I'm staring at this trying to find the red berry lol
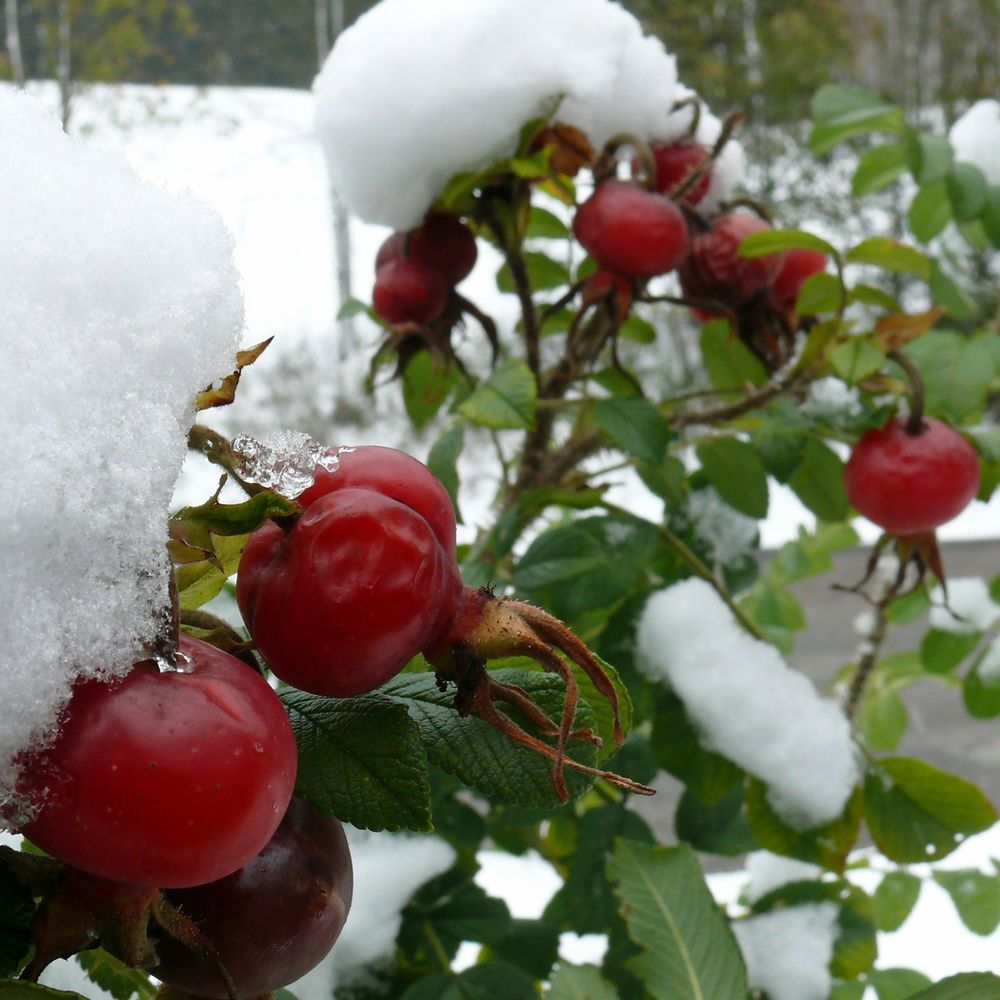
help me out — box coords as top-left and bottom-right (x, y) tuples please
(156, 798), (352, 999)
(679, 212), (784, 307)
(844, 416), (981, 535)
(572, 179), (689, 278)
(407, 213), (478, 286)
(237, 488), (462, 697)
(649, 139), (711, 203)
(372, 258), (448, 326)
(14, 636), (297, 888)
(298, 445), (457, 560)
(375, 231), (407, 271)
(772, 247), (828, 309)
(375, 215), (477, 288)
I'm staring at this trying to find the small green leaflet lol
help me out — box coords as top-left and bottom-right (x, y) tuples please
(595, 397), (671, 465)
(846, 237), (930, 279)
(739, 228), (837, 259)
(872, 871), (922, 932)
(547, 963), (618, 1000)
(699, 320), (767, 390)
(427, 423), (464, 524)
(809, 85), (904, 154)
(934, 870), (1000, 936)
(852, 143), (907, 198)
(696, 437), (769, 518)
(458, 359), (537, 430)
(947, 162), (989, 222)
(907, 972), (1000, 999)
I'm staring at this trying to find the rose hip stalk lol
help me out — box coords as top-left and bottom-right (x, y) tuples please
(237, 445), (652, 802)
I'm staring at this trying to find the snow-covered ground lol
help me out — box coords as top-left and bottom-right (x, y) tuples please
(7, 76), (1000, 998)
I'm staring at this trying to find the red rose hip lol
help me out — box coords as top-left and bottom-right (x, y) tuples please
(14, 635), (297, 888)
(372, 258), (448, 326)
(649, 138), (712, 203)
(237, 488), (462, 697)
(156, 797), (353, 999)
(573, 179), (689, 278)
(844, 416), (980, 535)
(679, 211), (784, 307)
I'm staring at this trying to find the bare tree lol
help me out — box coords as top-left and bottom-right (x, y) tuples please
(5, 0), (24, 85)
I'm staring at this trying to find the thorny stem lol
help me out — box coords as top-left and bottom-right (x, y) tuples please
(887, 348), (927, 434)
(844, 573), (896, 722)
(668, 366), (810, 428)
(600, 500), (766, 642)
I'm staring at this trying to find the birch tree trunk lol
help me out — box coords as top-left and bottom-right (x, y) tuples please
(57, 0), (71, 128)
(5, 0), (24, 85)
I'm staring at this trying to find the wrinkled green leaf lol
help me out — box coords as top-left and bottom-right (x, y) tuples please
(696, 437), (769, 519)
(608, 840), (749, 1000)
(282, 689), (432, 832)
(458, 359), (537, 430)
(595, 397), (672, 465)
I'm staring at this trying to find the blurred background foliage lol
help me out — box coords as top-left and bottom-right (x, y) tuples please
(3, 0), (999, 125)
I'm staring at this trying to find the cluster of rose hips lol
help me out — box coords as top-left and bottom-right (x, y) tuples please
(372, 212), (478, 326)
(8, 631), (352, 997)
(369, 126), (829, 373)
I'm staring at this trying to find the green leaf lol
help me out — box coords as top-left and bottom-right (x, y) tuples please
(497, 251), (570, 293)
(402, 350), (454, 430)
(905, 130), (955, 185)
(851, 283), (900, 311)
(458, 359), (537, 430)
(846, 238), (930, 279)
(930, 261), (977, 320)
(909, 181), (953, 243)
(868, 968), (934, 1000)
(699, 320), (768, 391)
(76, 950), (155, 1000)
(934, 869), (1000, 935)
(512, 524), (608, 590)
(403, 875), (511, 954)
(831, 337), (887, 385)
(786, 438), (849, 522)
(336, 296), (369, 320)
(525, 205), (570, 240)
(427, 423), (464, 524)
(797, 272), (843, 314)
(382, 669), (599, 806)
(282, 689), (433, 832)
(620, 314), (657, 344)
(739, 228), (837, 258)
(608, 840), (749, 1000)
(947, 162), (989, 222)
(858, 687), (908, 751)
(695, 437), (769, 518)
(0, 867), (34, 977)
(595, 398), (672, 465)
(873, 871), (922, 931)
(745, 780), (862, 872)
(485, 918), (560, 980)
(905, 332), (997, 423)
(853, 143), (907, 197)
(830, 983), (866, 1000)
(907, 972), (1000, 999)
(920, 628), (981, 674)
(175, 532), (246, 611)
(548, 964), (619, 1000)
(981, 185), (1000, 248)
(674, 785), (758, 856)
(963, 647), (1000, 718)
(400, 961), (537, 1000)
(809, 85), (903, 154)
(863, 757), (998, 863)
(546, 806), (655, 934)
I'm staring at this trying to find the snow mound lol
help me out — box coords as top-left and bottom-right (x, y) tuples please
(637, 578), (859, 829)
(733, 902), (839, 1000)
(0, 91), (243, 813)
(314, 0), (742, 228)
(930, 577), (1000, 634)
(950, 100), (1000, 186)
